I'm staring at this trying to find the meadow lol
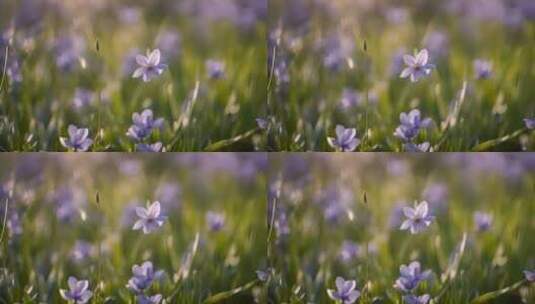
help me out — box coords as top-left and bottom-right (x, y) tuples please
(267, 153), (535, 303)
(0, 0), (267, 151)
(266, 0), (535, 151)
(0, 154), (268, 303)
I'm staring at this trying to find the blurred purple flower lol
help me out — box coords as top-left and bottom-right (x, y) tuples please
(327, 125), (360, 152)
(422, 183), (449, 215)
(474, 211), (493, 232)
(132, 49), (167, 82)
(524, 270), (535, 282)
(473, 59), (493, 79)
(400, 201), (434, 234)
(423, 31), (449, 60)
(126, 109), (164, 142)
(206, 211), (225, 231)
(394, 261), (432, 292)
(205, 59), (225, 79)
(156, 30), (181, 61)
(339, 241), (361, 263)
(136, 142), (163, 152)
(403, 294), (431, 304)
(60, 277), (93, 304)
(70, 241), (94, 263)
(400, 49), (434, 82)
(54, 35), (85, 72)
(327, 277), (361, 304)
(394, 109), (432, 142)
(256, 118), (269, 130)
(138, 294), (162, 304)
(126, 261), (164, 293)
(72, 88), (94, 110)
(403, 142), (430, 152)
(524, 118), (535, 129)
(132, 201), (167, 234)
(340, 89), (361, 109)
(60, 125), (93, 152)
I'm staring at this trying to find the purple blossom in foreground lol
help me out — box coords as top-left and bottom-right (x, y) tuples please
(206, 211), (225, 231)
(524, 118), (535, 129)
(132, 201), (167, 234)
(327, 125), (360, 152)
(137, 294), (162, 304)
(136, 142), (163, 152)
(327, 277), (361, 304)
(132, 49), (167, 82)
(473, 59), (493, 79)
(394, 109), (433, 142)
(400, 201), (435, 234)
(474, 211), (493, 232)
(394, 261), (432, 293)
(400, 49), (434, 82)
(524, 270), (535, 282)
(60, 125), (93, 152)
(403, 294), (431, 304)
(126, 109), (164, 141)
(60, 277), (93, 304)
(404, 142), (431, 152)
(206, 59), (225, 79)
(126, 261), (164, 294)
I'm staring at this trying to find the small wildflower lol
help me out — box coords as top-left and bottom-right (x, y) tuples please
(205, 59), (225, 79)
(403, 142), (430, 152)
(132, 201), (167, 234)
(327, 125), (360, 152)
(126, 109), (164, 141)
(132, 49), (167, 82)
(394, 261), (432, 292)
(126, 261), (164, 293)
(400, 201), (434, 234)
(136, 142), (163, 152)
(524, 270), (535, 282)
(400, 49), (434, 82)
(60, 125), (93, 152)
(474, 211), (493, 232)
(473, 59), (493, 79)
(137, 294), (162, 304)
(403, 294), (431, 304)
(59, 277), (93, 304)
(206, 211), (225, 231)
(524, 118), (535, 129)
(394, 109), (432, 142)
(339, 241), (361, 262)
(327, 277), (361, 304)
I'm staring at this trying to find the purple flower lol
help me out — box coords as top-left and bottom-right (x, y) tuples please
(524, 118), (535, 129)
(126, 109), (164, 141)
(136, 142), (163, 152)
(474, 211), (493, 232)
(403, 142), (430, 152)
(256, 118), (269, 130)
(206, 211), (225, 231)
(473, 59), (493, 79)
(327, 125), (360, 152)
(137, 294), (162, 304)
(132, 49), (167, 82)
(400, 49), (434, 82)
(126, 261), (164, 293)
(340, 89), (361, 109)
(132, 201), (167, 234)
(394, 261), (432, 293)
(524, 270), (535, 282)
(205, 59), (225, 79)
(60, 125), (93, 152)
(72, 88), (94, 110)
(394, 109), (433, 142)
(70, 241), (94, 263)
(60, 277), (93, 304)
(403, 294), (431, 304)
(400, 201), (434, 234)
(327, 277), (361, 304)
(339, 241), (361, 263)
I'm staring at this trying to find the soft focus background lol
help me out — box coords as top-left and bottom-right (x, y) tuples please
(0, 0), (267, 151)
(267, 0), (535, 151)
(0, 153), (268, 303)
(267, 153), (535, 303)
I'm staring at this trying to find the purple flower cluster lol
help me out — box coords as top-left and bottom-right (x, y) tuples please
(126, 109), (164, 142)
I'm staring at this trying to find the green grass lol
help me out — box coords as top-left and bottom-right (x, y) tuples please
(0, 154), (268, 303)
(266, 153), (535, 303)
(266, 0), (535, 151)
